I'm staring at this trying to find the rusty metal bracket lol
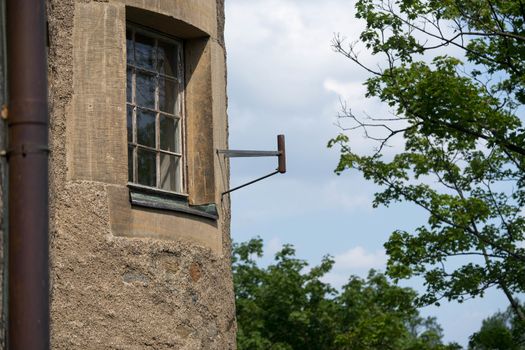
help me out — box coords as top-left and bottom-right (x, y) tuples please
(218, 134), (286, 196)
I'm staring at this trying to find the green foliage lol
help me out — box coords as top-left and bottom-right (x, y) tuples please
(330, 0), (525, 323)
(468, 305), (525, 349)
(233, 238), (461, 350)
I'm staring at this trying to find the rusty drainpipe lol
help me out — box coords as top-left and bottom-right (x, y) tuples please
(6, 0), (50, 348)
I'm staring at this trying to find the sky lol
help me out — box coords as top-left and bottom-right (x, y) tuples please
(224, 0), (510, 346)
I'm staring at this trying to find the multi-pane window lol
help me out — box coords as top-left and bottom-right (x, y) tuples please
(126, 25), (185, 194)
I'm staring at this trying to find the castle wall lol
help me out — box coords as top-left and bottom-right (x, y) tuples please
(47, 1), (235, 348)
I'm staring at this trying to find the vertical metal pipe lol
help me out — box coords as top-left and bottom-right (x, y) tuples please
(0, 0), (8, 347)
(6, 0), (49, 348)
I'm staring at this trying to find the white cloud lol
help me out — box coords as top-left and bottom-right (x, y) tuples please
(334, 246), (387, 270)
(320, 246), (387, 288)
(321, 271), (350, 288)
(267, 237), (283, 256)
(226, 0), (370, 123)
(323, 79), (366, 102)
(321, 179), (371, 212)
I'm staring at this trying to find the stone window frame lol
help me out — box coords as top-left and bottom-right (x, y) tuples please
(71, 3), (223, 250)
(126, 23), (187, 196)
(123, 8), (219, 220)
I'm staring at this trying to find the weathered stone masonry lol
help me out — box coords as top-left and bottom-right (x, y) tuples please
(45, 0), (236, 349)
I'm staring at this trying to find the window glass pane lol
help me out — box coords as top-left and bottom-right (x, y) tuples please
(135, 72), (156, 109)
(157, 40), (178, 77)
(137, 148), (156, 187)
(126, 68), (132, 103)
(128, 145), (134, 182)
(126, 26), (184, 193)
(160, 154), (181, 192)
(160, 115), (179, 152)
(134, 33), (155, 70)
(126, 29), (134, 64)
(127, 105), (133, 143)
(159, 78), (176, 114)
(137, 108), (156, 148)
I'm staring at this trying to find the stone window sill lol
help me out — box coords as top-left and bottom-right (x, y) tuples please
(127, 183), (218, 220)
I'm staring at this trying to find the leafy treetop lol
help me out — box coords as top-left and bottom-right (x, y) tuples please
(233, 238), (461, 350)
(329, 0), (525, 323)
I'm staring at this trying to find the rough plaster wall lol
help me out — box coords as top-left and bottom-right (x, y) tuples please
(51, 183), (236, 349)
(47, 0), (236, 348)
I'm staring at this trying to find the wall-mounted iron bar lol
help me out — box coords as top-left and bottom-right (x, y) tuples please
(222, 170), (279, 196)
(219, 134), (286, 196)
(217, 150), (280, 157)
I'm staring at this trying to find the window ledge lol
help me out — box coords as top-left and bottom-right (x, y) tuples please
(127, 183), (218, 220)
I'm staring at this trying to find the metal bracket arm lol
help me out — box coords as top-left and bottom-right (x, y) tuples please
(221, 170), (279, 196)
(217, 150), (280, 157)
(218, 134), (286, 196)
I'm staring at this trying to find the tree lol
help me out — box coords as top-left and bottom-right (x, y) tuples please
(468, 305), (525, 349)
(233, 238), (460, 350)
(328, 0), (525, 322)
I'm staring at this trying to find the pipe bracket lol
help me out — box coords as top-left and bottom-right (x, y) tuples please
(2, 143), (50, 158)
(1, 104), (8, 120)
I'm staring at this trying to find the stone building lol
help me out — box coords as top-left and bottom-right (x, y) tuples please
(0, 0), (236, 348)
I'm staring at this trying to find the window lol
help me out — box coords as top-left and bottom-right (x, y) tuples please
(126, 24), (185, 194)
